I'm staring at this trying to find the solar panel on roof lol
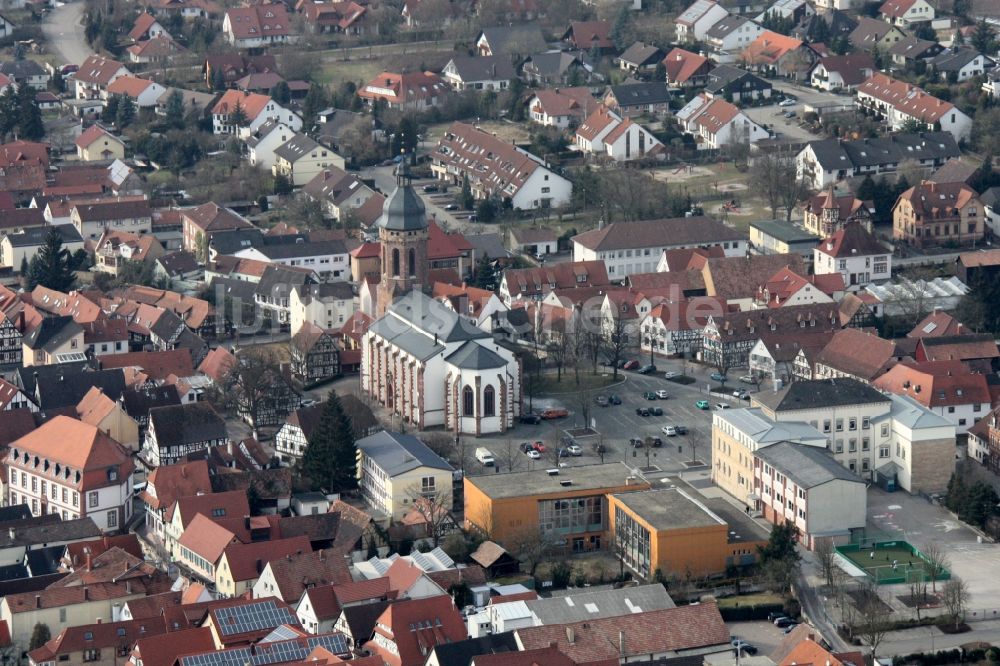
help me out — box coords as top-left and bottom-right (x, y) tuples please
(259, 624), (301, 643)
(179, 635), (349, 666)
(215, 599), (298, 637)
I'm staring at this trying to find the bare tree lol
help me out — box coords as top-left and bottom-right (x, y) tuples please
(603, 309), (629, 380)
(467, 504), (495, 541)
(575, 389), (595, 431)
(854, 580), (892, 659)
(507, 527), (549, 576)
(750, 149), (807, 222)
(404, 484), (454, 546)
(567, 313), (587, 386)
(815, 539), (837, 588)
(909, 576), (928, 620)
(548, 340), (569, 383)
(495, 439), (526, 473)
(941, 577), (970, 630)
(422, 432), (457, 463)
(922, 541), (950, 592)
(209, 346), (298, 436)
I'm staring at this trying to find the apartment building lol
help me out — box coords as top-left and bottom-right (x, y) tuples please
(856, 73), (972, 140)
(892, 180), (985, 248)
(355, 430), (454, 521)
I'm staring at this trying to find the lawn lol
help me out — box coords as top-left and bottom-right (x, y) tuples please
(314, 50), (456, 89)
(717, 592), (784, 608)
(533, 372), (621, 395)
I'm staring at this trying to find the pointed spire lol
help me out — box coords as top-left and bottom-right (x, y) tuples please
(822, 184), (837, 209)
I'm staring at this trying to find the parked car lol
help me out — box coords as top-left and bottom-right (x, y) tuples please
(732, 641), (758, 656)
(643, 391), (657, 401)
(557, 448), (570, 457)
(636, 407), (651, 417)
(783, 624), (799, 634)
(300, 398), (317, 407)
(710, 372), (727, 382)
(638, 364), (657, 374)
(655, 390), (670, 399)
(540, 408), (568, 419)
(520, 442), (534, 452)
(467, 214), (478, 221)
(733, 389), (749, 400)
(519, 413), (541, 424)
(651, 407), (663, 416)
(774, 617), (797, 628)
(567, 444), (583, 456)
(61, 64), (79, 75)
(650, 437), (664, 448)
(663, 371), (680, 379)
(609, 395), (622, 405)
(739, 375), (755, 384)
(623, 360), (640, 370)
(662, 425), (677, 436)
(629, 438), (645, 448)
(696, 400), (710, 410)
(422, 184), (439, 192)
(533, 441), (546, 452)
(716, 403), (730, 410)
(779, 97), (796, 107)
(525, 448), (541, 459)
(674, 425), (688, 435)
(767, 612), (786, 622)
(444, 203), (459, 211)
(784, 110), (797, 118)
(595, 395), (609, 406)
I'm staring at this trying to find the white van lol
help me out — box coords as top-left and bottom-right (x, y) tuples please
(475, 447), (495, 467)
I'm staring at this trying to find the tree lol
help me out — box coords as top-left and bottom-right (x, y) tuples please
(602, 308), (629, 380)
(271, 80), (291, 105)
(103, 94), (120, 124)
(506, 77), (525, 121)
(212, 347), (298, 436)
(751, 149), (807, 221)
(610, 5), (632, 50)
(921, 540), (949, 592)
(229, 99), (248, 130)
(757, 522), (800, 593)
(17, 84), (44, 141)
(475, 197), (498, 223)
(164, 89), (185, 129)
(460, 174), (474, 210)
(116, 94), (135, 128)
(973, 20), (996, 54)
(405, 484), (453, 546)
(211, 67), (227, 91)
(815, 539), (836, 588)
(300, 390), (358, 492)
(854, 580), (892, 659)
(30, 623), (51, 650)
(941, 577), (970, 630)
(302, 84), (328, 129)
(507, 527), (548, 576)
(27, 228), (75, 291)
(495, 439), (526, 473)
(50, 68), (65, 94)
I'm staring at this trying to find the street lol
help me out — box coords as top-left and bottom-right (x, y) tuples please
(41, 1), (92, 67)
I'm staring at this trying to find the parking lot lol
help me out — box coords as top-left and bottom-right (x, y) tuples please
(728, 620), (790, 657)
(742, 82), (853, 143)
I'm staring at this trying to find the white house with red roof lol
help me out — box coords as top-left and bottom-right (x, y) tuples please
(575, 105), (662, 161)
(856, 72), (971, 140)
(879, 0), (934, 27)
(75, 125), (125, 162)
(662, 48), (714, 86)
(874, 360), (989, 433)
(675, 93), (768, 148)
(74, 55), (131, 100)
(128, 13), (171, 42)
(211, 89), (302, 136)
(751, 266), (843, 309)
(526, 87), (597, 128)
(814, 221), (891, 290)
(223, 4), (296, 48)
(104, 76), (168, 108)
(357, 71), (449, 110)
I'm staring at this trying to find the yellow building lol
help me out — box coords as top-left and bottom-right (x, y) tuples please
(608, 487), (769, 580)
(22, 316), (85, 366)
(76, 385), (140, 450)
(272, 134), (345, 187)
(75, 125), (125, 162)
(464, 463), (649, 554)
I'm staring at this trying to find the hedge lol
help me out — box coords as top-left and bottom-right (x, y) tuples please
(719, 603), (785, 622)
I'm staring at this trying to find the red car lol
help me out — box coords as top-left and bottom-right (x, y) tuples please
(533, 441), (546, 452)
(540, 408), (568, 419)
(623, 360), (640, 370)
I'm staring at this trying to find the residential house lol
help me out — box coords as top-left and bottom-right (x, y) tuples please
(162, 490), (249, 559)
(441, 56), (515, 91)
(574, 106), (662, 161)
(70, 198), (153, 240)
(810, 54), (875, 91)
(803, 187), (873, 237)
(931, 48), (994, 82)
(747, 329), (836, 382)
(252, 550), (352, 603)
(796, 132), (961, 190)
(181, 202), (255, 255)
(75, 125), (125, 162)
(617, 42), (666, 74)
(22, 316), (85, 366)
(703, 64), (773, 101)
(93, 229), (164, 276)
(274, 403), (321, 464)
(474, 25), (547, 58)
(675, 93), (769, 149)
(662, 48), (713, 87)
(6, 416), (134, 530)
(363, 596), (466, 666)
(879, 0), (935, 27)
(74, 55), (130, 100)
(357, 71), (449, 110)
(893, 180), (984, 248)
(290, 322), (340, 384)
(526, 87), (597, 128)
(753, 441), (866, 548)
(562, 20), (614, 52)
(914, 334), (999, 372)
(127, 35), (186, 64)
(211, 90), (303, 136)
(573, 216), (747, 279)
(508, 228), (558, 257)
(246, 120), (297, 171)
(355, 430), (454, 521)
(0, 140), (48, 202)
(223, 5), (295, 47)
(290, 281), (356, 335)
(603, 83), (670, 119)
(639, 296), (726, 357)
(129, 12), (170, 41)
(856, 73), (972, 140)
(751, 266), (843, 309)
(104, 76), (167, 108)
(272, 134), (345, 187)
(143, 402), (228, 467)
(849, 17), (906, 52)
(888, 36), (943, 67)
(214, 536), (312, 598)
(968, 406), (1000, 472)
(814, 221), (890, 290)
(432, 122), (573, 210)
(0, 59), (49, 90)
(1, 224), (84, 272)
(521, 52), (592, 86)
(498, 260), (609, 305)
(676, 0), (730, 42)
(703, 15), (765, 64)
(741, 30), (817, 80)
(749, 218), (821, 257)
(813, 327), (899, 383)
(300, 0), (367, 34)
(874, 360), (991, 433)
(234, 234), (350, 280)
(908, 309), (967, 338)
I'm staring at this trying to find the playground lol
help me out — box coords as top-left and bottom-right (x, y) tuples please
(836, 540), (950, 585)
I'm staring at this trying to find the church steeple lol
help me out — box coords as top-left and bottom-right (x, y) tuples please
(376, 156), (429, 317)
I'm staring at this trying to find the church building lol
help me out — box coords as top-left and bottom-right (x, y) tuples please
(361, 161), (522, 435)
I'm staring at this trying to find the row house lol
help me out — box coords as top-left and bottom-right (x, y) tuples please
(6, 416), (134, 531)
(498, 260), (609, 305)
(812, 327), (900, 383)
(639, 297), (727, 358)
(856, 73), (972, 140)
(747, 329), (835, 383)
(676, 0), (730, 42)
(71, 198), (153, 240)
(143, 402), (228, 467)
(74, 54), (130, 100)
(223, 4), (296, 47)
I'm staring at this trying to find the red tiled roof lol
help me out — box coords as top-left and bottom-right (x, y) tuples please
(178, 512), (238, 563)
(7, 416), (133, 482)
(530, 86), (597, 119)
(858, 72), (957, 123)
(106, 75), (157, 98)
(816, 328), (899, 380)
(99, 349), (194, 380)
(168, 489), (250, 527)
(199, 346), (237, 381)
(141, 460), (212, 511)
(565, 20), (613, 49)
(225, 4), (291, 40)
(221, 536), (311, 583)
(266, 549), (353, 603)
(76, 55), (127, 85)
(896, 180), (979, 219)
(129, 13), (159, 40)
(502, 260), (609, 300)
(874, 360), (991, 408)
(742, 31), (806, 65)
(211, 89), (274, 121)
(663, 47), (711, 84)
(30, 618), (167, 663)
(365, 595), (466, 666)
(132, 627), (216, 666)
(75, 124), (121, 150)
(908, 310), (966, 338)
(880, 0), (918, 18)
(358, 71), (448, 105)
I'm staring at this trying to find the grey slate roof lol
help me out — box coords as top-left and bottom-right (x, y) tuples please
(157, 250), (201, 276)
(149, 402), (226, 447)
(704, 64), (771, 94)
(255, 265), (315, 301)
(273, 134), (334, 163)
(377, 167), (427, 232)
(23, 315), (83, 352)
(981, 186), (1000, 208)
(802, 132), (960, 171)
(464, 232), (508, 260)
(5, 224), (82, 247)
(478, 25), (548, 56)
(210, 276), (259, 303)
(445, 55), (516, 82)
(371, 291), (490, 361)
(0, 59), (46, 80)
(149, 308), (184, 341)
(255, 238), (348, 261)
(445, 340), (507, 370)
(526, 584), (675, 625)
(522, 52), (584, 80)
(356, 430), (454, 476)
(931, 47), (990, 72)
(755, 377), (891, 412)
(208, 228), (265, 255)
(888, 392), (952, 429)
(294, 281), (355, 303)
(755, 441), (863, 488)
(21, 366), (127, 410)
(427, 632), (519, 666)
(0, 517), (101, 549)
(608, 82), (670, 107)
(618, 42), (664, 66)
(121, 385), (182, 422)
(705, 15), (753, 39)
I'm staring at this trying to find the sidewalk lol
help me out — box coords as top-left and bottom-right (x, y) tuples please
(880, 619), (1000, 657)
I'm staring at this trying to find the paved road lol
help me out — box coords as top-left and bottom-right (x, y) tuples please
(41, 2), (92, 67)
(319, 39), (454, 63)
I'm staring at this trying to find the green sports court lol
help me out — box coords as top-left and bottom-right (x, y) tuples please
(835, 540), (951, 585)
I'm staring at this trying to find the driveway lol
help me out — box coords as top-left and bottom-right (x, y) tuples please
(742, 82), (851, 144)
(41, 2), (92, 67)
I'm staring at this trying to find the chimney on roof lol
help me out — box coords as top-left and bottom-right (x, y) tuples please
(566, 626), (575, 644)
(34, 595), (41, 609)
(85, 551), (92, 572)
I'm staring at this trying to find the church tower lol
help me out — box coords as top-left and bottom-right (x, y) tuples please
(820, 184), (839, 237)
(376, 159), (429, 317)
